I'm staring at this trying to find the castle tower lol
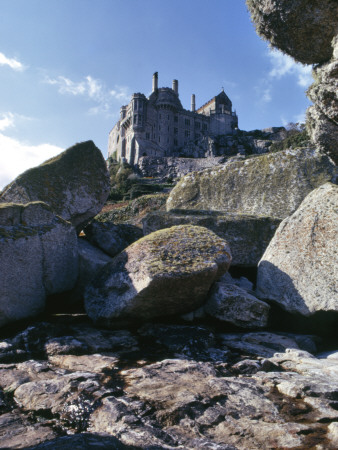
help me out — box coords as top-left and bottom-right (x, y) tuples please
(152, 72), (158, 92)
(191, 94), (196, 112)
(172, 79), (178, 96)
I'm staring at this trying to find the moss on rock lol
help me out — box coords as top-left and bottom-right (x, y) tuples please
(84, 225), (232, 325)
(167, 148), (337, 219)
(0, 141), (110, 230)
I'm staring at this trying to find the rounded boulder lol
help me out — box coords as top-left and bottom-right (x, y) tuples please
(85, 225), (232, 326)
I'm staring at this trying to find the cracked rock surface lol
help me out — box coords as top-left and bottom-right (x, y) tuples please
(0, 317), (337, 449)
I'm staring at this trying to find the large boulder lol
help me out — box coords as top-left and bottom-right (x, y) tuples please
(143, 210), (281, 266)
(85, 225), (231, 326)
(246, 0), (338, 64)
(167, 149), (337, 219)
(0, 202), (78, 327)
(256, 183), (338, 316)
(0, 141), (110, 231)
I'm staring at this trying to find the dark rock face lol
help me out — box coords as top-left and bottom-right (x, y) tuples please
(84, 220), (143, 257)
(84, 225), (232, 326)
(0, 141), (110, 231)
(0, 202), (78, 327)
(246, 0), (338, 65)
(143, 210), (281, 266)
(205, 281), (270, 328)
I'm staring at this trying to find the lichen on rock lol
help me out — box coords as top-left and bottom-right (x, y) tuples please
(167, 148), (337, 219)
(256, 182), (338, 316)
(84, 225), (232, 325)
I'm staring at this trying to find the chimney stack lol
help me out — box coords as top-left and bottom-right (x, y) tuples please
(152, 72), (158, 92)
(191, 94), (196, 112)
(172, 79), (178, 96)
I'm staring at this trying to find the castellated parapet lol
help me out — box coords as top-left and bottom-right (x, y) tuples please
(108, 73), (238, 165)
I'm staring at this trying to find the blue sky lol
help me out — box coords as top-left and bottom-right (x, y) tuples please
(0, 0), (313, 188)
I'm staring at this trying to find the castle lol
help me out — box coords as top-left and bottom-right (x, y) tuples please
(108, 73), (238, 165)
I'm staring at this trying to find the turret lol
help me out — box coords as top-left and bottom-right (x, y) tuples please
(172, 79), (178, 96)
(152, 72), (158, 92)
(191, 94), (196, 112)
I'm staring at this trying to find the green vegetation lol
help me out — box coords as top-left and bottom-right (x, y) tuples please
(96, 193), (168, 225)
(270, 123), (310, 152)
(107, 157), (173, 201)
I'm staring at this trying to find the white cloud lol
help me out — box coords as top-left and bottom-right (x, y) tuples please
(268, 50), (313, 87)
(256, 50), (313, 105)
(0, 133), (63, 189)
(45, 74), (131, 115)
(0, 113), (15, 132)
(293, 109), (307, 124)
(0, 52), (25, 71)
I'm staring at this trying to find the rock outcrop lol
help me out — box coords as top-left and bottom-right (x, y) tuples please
(246, 0), (338, 163)
(143, 210), (281, 266)
(167, 148), (336, 219)
(256, 183), (338, 316)
(246, 0), (338, 65)
(307, 38), (338, 163)
(0, 141), (110, 231)
(85, 225), (232, 326)
(0, 202), (78, 327)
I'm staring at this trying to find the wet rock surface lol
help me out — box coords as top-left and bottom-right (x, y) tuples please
(0, 316), (337, 449)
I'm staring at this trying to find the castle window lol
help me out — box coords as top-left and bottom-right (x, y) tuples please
(174, 139), (178, 146)
(195, 121), (201, 129)
(159, 136), (161, 142)
(168, 126), (169, 132)
(185, 130), (190, 137)
(174, 116), (178, 123)
(134, 115), (137, 124)
(185, 118), (190, 126)
(174, 128), (178, 134)
(167, 115), (169, 120)
(159, 125), (161, 131)
(159, 114), (162, 119)
(146, 132), (150, 139)
(167, 138), (169, 143)
(202, 123), (208, 130)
